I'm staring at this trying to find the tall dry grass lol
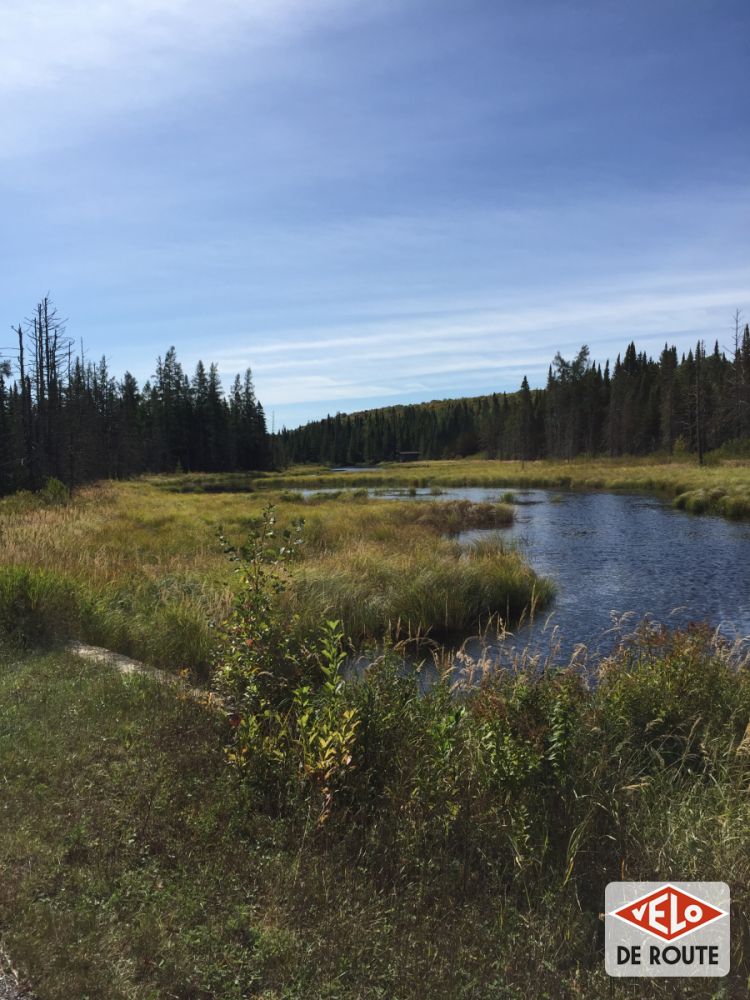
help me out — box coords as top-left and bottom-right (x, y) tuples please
(0, 480), (537, 672)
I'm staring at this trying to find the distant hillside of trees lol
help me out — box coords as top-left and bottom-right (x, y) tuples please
(4, 298), (748, 495)
(277, 317), (750, 466)
(0, 298), (270, 495)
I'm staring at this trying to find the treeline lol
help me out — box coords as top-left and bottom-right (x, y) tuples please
(0, 298), (270, 495)
(277, 321), (750, 465)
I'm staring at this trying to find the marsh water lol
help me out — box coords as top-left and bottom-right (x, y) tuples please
(312, 486), (750, 666)
(462, 488), (750, 665)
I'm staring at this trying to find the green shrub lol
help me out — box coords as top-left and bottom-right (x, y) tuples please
(39, 477), (70, 506)
(0, 477), (69, 514)
(0, 566), (80, 645)
(596, 625), (750, 765)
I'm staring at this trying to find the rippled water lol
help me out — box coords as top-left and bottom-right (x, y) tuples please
(465, 487), (750, 662)
(309, 485), (750, 665)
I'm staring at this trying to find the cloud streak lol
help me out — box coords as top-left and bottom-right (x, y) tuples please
(198, 269), (748, 417)
(0, 0), (345, 159)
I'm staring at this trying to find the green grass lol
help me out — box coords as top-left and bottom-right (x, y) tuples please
(0, 482), (535, 674)
(2, 628), (750, 998)
(291, 534), (548, 640)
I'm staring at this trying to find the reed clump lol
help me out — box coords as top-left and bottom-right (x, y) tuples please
(399, 498), (513, 532)
(0, 480), (532, 672)
(290, 534), (547, 640)
(673, 485), (750, 519)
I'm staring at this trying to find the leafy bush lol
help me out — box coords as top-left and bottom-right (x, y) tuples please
(214, 507), (364, 822)
(0, 477), (69, 514)
(213, 504), (307, 708)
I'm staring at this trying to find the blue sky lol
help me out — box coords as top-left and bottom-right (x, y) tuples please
(1, 0), (748, 428)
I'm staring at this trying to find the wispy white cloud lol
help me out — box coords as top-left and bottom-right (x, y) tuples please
(194, 269), (748, 414)
(211, 274), (749, 361)
(255, 373), (397, 405)
(0, 0), (344, 159)
(0, 0), (339, 92)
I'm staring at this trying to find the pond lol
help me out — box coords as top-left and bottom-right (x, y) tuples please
(309, 485), (750, 666)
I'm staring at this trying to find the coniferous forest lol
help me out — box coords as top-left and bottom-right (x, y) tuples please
(278, 318), (750, 466)
(3, 299), (749, 497)
(0, 298), (270, 495)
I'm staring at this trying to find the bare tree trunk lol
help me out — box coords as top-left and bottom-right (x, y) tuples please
(16, 324), (36, 488)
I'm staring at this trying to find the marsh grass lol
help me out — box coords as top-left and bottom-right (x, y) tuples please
(258, 455), (750, 518)
(280, 500), (537, 641)
(3, 455), (748, 677)
(0, 481), (532, 673)
(290, 534), (548, 641)
(674, 485), (750, 519)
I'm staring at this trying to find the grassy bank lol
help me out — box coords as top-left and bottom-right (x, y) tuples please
(0, 482), (537, 673)
(4, 455), (749, 674)
(292, 534), (544, 640)
(2, 628), (749, 998)
(253, 456), (750, 519)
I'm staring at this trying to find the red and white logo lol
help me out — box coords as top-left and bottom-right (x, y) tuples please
(610, 884), (727, 942)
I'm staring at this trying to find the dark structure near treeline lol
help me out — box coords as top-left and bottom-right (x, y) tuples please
(276, 324), (750, 467)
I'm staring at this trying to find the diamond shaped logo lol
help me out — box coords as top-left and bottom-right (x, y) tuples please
(611, 884), (727, 942)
